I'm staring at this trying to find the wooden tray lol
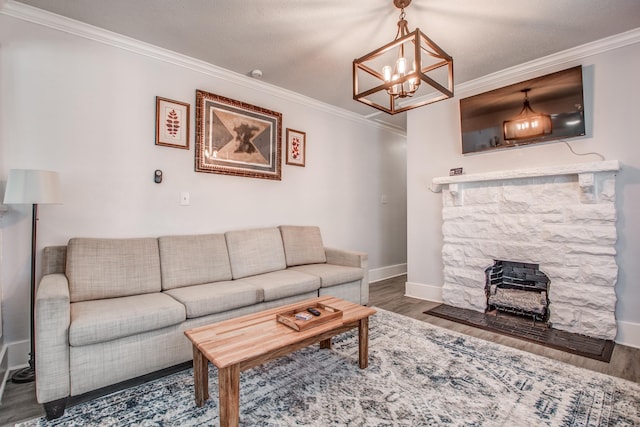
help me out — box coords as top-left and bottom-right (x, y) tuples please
(276, 302), (343, 331)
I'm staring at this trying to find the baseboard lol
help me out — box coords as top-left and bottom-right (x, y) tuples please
(369, 263), (407, 283)
(615, 320), (640, 349)
(405, 281), (443, 303)
(7, 339), (29, 371)
(0, 343), (9, 404)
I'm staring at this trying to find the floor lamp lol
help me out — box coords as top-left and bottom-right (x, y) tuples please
(3, 169), (62, 383)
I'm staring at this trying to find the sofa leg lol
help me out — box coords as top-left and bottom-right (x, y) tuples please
(44, 398), (67, 420)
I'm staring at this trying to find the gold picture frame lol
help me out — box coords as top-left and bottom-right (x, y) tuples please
(156, 97), (190, 149)
(195, 90), (282, 180)
(285, 128), (306, 167)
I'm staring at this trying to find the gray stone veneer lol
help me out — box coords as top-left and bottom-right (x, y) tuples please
(432, 161), (620, 340)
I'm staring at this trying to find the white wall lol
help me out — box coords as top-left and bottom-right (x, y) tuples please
(407, 31), (640, 347)
(0, 12), (407, 358)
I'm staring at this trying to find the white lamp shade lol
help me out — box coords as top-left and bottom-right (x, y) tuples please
(3, 169), (62, 204)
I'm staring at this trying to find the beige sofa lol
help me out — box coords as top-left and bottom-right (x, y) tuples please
(35, 225), (368, 419)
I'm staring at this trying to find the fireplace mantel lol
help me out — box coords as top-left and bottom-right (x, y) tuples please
(431, 160), (620, 193)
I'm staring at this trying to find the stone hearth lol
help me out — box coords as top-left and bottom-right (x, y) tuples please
(432, 161), (620, 340)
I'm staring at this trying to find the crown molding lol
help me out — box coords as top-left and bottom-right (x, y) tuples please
(455, 27), (640, 97)
(353, 27), (640, 120)
(0, 1), (406, 137)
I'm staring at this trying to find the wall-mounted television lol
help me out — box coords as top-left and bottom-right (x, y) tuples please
(460, 66), (586, 154)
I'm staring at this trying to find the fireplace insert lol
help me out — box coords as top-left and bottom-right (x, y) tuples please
(485, 260), (550, 322)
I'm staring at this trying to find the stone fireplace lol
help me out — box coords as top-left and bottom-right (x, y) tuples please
(432, 161), (620, 340)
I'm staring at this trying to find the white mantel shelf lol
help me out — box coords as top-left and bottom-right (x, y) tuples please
(431, 160), (620, 193)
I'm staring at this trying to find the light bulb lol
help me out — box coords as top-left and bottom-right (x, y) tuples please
(397, 57), (407, 74)
(382, 65), (392, 82)
(408, 77), (416, 92)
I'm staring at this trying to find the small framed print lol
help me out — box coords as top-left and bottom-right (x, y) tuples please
(286, 128), (306, 167)
(156, 97), (190, 149)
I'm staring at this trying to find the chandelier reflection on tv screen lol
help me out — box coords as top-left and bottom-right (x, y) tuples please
(503, 89), (552, 140)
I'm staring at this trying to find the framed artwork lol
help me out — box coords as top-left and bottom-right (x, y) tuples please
(195, 90), (282, 180)
(156, 97), (190, 149)
(285, 128), (306, 167)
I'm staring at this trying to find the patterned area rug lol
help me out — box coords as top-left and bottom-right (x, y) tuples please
(19, 309), (640, 426)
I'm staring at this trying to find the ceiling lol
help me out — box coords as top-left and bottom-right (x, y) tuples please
(14, 0), (640, 130)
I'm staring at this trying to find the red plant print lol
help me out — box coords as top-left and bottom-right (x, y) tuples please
(291, 137), (300, 160)
(166, 109), (180, 137)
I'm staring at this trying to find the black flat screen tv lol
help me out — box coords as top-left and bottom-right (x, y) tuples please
(460, 66), (586, 154)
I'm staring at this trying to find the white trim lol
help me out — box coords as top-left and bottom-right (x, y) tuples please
(405, 281), (443, 303)
(0, 344), (8, 404)
(369, 263), (407, 283)
(431, 160), (620, 191)
(7, 339), (29, 370)
(414, 28), (640, 102)
(457, 27), (640, 97)
(1, 340), (29, 404)
(615, 320), (640, 349)
(0, 0), (405, 137)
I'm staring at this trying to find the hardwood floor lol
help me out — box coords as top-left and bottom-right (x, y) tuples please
(0, 377), (41, 426)
(1, 275), (638, 426)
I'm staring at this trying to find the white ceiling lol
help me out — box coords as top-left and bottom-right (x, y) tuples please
(13, 0), (640, 130)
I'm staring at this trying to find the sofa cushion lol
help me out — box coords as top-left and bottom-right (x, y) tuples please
(225, 227), (287, 279)
(289, 264), (364, 288)
(159, 234), (232, 290)
(66, 238), (161, 302)
(235, 269), (321, 302)
(69, 293), (185, 346)
(164, 281), (263, 318)
(279, 225), (327, 266)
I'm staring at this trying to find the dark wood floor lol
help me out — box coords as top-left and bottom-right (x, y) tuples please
(1, 275), (638, 426)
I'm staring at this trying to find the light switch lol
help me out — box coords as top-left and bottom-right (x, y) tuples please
(180, 192), (190, 206)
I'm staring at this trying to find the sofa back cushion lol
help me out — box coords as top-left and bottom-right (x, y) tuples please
(279, 225), (327, 266)
(42, 245), (67, 275)
(225, 227), (286, 279)
(158, 234), (232, 290)
(66, 238), (161, 302)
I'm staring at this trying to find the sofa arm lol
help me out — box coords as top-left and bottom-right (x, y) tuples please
(325, 247), (369, 305)
(35, 273), (71, 404)
(325, 247), (367, 268)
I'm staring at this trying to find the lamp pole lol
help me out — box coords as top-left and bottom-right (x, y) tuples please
(11, 203), (39, 383)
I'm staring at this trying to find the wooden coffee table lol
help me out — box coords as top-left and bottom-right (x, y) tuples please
(184, 296), (376, 427)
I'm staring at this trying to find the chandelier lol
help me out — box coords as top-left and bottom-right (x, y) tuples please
(503, 89), (552, 140)
(353, 0), (453, 115)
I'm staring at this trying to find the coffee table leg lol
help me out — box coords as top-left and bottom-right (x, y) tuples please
(219, 364), (240, 427)
(358, 317), (369, 369)
(193, 345), (209, 407)
(320, 338), (332, 349)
